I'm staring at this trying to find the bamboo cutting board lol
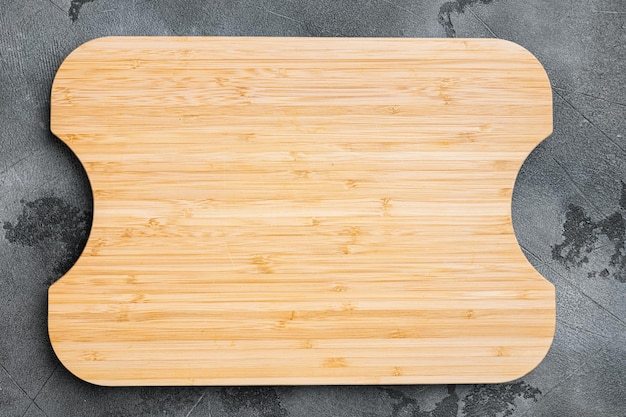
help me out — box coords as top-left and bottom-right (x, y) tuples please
(49, 37), (555, 386)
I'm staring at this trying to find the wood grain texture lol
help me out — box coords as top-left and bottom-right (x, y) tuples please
(49, 37), (555, 386)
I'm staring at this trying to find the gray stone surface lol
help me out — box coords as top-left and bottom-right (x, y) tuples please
(34, 368), (204, 417)
(1, 0), (624, 416)
(0, 364), (32, 416)
(21, 403), (48, 417)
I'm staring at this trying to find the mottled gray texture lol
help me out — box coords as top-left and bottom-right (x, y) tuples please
(33, 369), (204, 417)
(1, 0), (624, 416)
(524, 330), (626, 417)
(0, 364), (33, 416)
(20, 403), (48, 417)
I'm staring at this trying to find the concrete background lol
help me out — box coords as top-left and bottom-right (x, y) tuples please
(1, 0), (624, 416)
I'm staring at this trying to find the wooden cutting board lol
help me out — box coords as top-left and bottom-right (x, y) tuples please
(49, 37), (555, 386)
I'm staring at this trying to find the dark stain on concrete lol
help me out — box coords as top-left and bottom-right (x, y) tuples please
(437, 0), (493, 37)
(380, 385), (459, 417)
(552, 181), (626, 283)
(3, 196), (92, 283)
(69, 0), (97, 22)
(380, 381), (540, 417)
(461, 382), (541, 417)
(219, 387), (288, 417)
(552, 204), (599, 267)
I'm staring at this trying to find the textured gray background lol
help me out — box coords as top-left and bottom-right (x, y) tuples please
(1, 1), (625, 416)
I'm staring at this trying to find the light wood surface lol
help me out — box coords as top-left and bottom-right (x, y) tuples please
(49, 37), (555, 386)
